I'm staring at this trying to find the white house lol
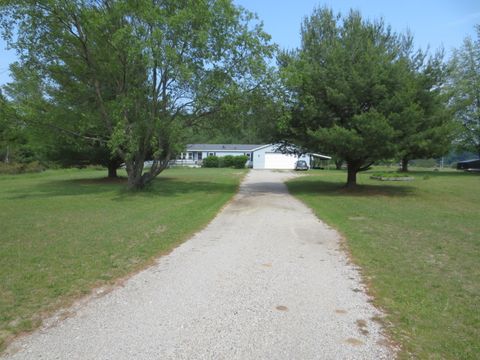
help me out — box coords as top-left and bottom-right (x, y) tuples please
(174, 144), (331, 170)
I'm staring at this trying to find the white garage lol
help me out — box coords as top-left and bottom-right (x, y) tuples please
(264, 153), (299, 169)
(251, 144), (317, 170)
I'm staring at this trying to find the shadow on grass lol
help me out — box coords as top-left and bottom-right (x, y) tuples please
(364, 169), (478, 179)
(288, 178), (416, 197)
(6, 176), (238, 200)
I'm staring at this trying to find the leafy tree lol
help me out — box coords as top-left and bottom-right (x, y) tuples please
(389, 44), (453, 172)
(280, 8), (404, 187)
(449, 25), (480, 158)
(0, 91), (16, 163)
(0, 91), (32, 163)
(183, 73), (285, 145)
(1, 0), (274, 189)
(4, 64), (123, 174)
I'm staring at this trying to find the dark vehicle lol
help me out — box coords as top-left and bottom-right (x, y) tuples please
(457, 159), (480, 172)
(295, 160), (309, 171)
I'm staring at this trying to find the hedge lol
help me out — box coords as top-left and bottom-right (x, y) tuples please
(202, 155), (248, 169)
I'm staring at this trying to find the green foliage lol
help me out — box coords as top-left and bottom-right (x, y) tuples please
(0, 0), (274, 189)
(189, 80), (285, 144)
(202, 155), (219, 168)
(280, 7), (452, 184)
(287, 169), (480, 358)
(0, 161), (46, 174)
(410, 158), (438, 168)
(231, 155), (248, 168)
(389, 45), (453, 171)
(202, 155), (247, 168)
(0, 91), (32, 163)
(280, 8), (404, 185)
(449, 25), (480, 158)
(219, 155), (235, 168)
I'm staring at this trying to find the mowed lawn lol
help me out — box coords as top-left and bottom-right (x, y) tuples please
(0, 167), (245, 350)
(287, 169), (479, 359)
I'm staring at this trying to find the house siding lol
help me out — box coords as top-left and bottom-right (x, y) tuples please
(179, 143), (329, 169)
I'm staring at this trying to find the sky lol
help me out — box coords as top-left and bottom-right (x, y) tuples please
(0, 1), (479, 86)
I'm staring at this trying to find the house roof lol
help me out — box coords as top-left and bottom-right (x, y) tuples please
(187, 144), (265, 152)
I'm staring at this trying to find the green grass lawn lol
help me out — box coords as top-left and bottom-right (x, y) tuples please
(0, 167), (245, 351)
(287, 168), (480, 359)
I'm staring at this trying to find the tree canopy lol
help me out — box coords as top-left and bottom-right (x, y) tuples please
(450, 25), (480, 158)
(1, 0), (275, 188)
(279, 7), (452, 184)
(389, 45), (452, 172)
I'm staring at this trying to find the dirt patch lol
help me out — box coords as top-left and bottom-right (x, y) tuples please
(356, 319), (369, 336)
(348, 216), (366, 221)
(345, 338), (364, 346)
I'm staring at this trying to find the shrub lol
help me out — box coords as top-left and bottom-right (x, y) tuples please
(202, 155), (248, 168)
(232, 155), (248, 169)
(221, 155), (235, 168)
(202, 156), (219, 168)
(0, 161), (46, 175)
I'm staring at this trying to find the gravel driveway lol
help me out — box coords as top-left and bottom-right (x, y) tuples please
(3, 170), (394, 359)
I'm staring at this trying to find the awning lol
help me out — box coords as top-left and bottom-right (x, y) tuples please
(310, 153), (332, 160)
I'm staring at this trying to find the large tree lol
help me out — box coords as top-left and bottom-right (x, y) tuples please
(190, 76), (285, 144)
(390, 44), (453, 172)
(5, 63), (125, 175)
(449, 25), (480, 158)
(0, 90), (34, 163)
(280, 8), (453, 183)
(1, 0), (274, 188)
(280, 8), (405, 186)
(0, 91), (18, 163)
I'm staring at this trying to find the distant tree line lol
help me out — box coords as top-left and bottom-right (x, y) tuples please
(0, 2), (478, 188)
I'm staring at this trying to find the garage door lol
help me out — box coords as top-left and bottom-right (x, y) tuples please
(264, 153), (298, 169)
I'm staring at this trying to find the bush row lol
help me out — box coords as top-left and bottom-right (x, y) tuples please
(202, 155), (248, 169)
(0, 161), (46, 175)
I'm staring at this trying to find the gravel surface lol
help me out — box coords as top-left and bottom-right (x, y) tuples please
(3, 170), (395, 359)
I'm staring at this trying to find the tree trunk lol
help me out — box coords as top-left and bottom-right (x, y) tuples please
(105, 156), (123, 178)
(126, 160), (146, 190)
(335, 159), (343, 170)
(5, 145), (10, 164)
(126, 154), (172, 190)
(346, 161), (360, 188)
(107, 163), (118, 178)
(401, 158), (409, 172)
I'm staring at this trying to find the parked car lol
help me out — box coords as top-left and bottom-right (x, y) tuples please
(456, 159), (480, 172)
(295, 160), (309, 171)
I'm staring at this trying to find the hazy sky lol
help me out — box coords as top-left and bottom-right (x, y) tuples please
(1, 1), (479, 86)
